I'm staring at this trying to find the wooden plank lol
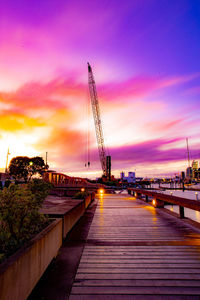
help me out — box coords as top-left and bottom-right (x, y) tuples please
(77, 268), (200, 274)
(70, 295), (200, 300)
(71, 286), (200, 295)
(83, 246), (200, 249)
(81, 258), (200, 262)
(81, 254), (200, 258)
(76, 273), (200, 280)
(73, 279), (200, 287)
(79, 263), (200, 268)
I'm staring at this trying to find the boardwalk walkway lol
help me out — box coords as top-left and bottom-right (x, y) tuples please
(70, 193), (200, 299)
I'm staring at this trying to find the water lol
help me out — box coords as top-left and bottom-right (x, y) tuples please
(165, 204), (200, 223)
(150, 184), (200, 223)
(160, 189), (199, 200)
(152, 183), (200, 190)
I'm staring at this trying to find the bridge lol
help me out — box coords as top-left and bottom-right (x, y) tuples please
(28, 189), (200, 299)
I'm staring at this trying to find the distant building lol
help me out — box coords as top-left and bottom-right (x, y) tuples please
(120, 171), (135, 183)
(181, 171), (185, 181)
(192, 160), (199, 179)
(192, 160), (199, 170)
(186, 167), (193, 180)
(127, 172), (135, 183)
(120, 172), (125, 180)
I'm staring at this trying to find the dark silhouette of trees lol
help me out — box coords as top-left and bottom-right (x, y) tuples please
(9, 156), (47, 182)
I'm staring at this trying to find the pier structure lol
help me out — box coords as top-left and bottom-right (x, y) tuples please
(29, 191), (200, 299)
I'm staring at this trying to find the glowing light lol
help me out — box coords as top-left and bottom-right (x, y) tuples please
(152, 199), (156, 206)
(0, 132), (40, 169)
(81, 188), (85, 192)
(98, 189), (104, 194)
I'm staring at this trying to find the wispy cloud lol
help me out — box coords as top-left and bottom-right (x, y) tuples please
(99, 73), (200, 102)
(107, 138), (200, 166)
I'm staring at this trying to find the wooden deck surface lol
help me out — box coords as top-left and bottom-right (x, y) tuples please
(69, 193), (200, 299)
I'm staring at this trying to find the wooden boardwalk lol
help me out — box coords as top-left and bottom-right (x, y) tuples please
(70, 193), (200, 299)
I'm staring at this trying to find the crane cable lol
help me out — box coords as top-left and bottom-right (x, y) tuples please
(85, 87), (90, 169)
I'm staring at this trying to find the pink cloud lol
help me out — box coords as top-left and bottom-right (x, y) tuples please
(36, 127), (85, 157)
(107, 138), (199, 168)
(0, 71), (198, 118)
(145, 119), (184, 135)
(0, 76), (86, 115)
(98, 73), (200, 102)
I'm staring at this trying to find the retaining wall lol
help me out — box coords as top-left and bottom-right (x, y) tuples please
(0, 219), (62, 300)
(0, 193), (95, 299)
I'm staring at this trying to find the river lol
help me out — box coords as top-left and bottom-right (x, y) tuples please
(150, 184), (200, 223)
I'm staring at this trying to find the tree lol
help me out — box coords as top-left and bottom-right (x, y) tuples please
(28, 157), (47, 179)
(9, 156), (47, 182)
(9, 156), (30, 182)
(0, 180), (51, 256)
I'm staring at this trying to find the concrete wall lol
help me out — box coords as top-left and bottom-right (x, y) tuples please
(0, 219), (62, 300)
(0, 192), (96, 299)
(62, 201), (85, 238)
(84, 193), (94, 209)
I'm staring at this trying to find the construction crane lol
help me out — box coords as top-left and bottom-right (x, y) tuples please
(88, 62), (111, 180)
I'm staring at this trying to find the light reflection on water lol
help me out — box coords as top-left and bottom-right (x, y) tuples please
(165, 204), (200, 223)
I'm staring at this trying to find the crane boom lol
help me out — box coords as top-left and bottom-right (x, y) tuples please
(88, 62), (107, 177)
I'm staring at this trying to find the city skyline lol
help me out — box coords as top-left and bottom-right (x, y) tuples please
(0, 0), (200, 178)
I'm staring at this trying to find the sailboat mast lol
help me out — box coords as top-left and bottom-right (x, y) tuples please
(186, 138), (190, 167)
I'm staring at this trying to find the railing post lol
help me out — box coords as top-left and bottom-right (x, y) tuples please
(145, 195), (148, 202)
(179, 206), (185, 218)
(128, 189), (131, 195)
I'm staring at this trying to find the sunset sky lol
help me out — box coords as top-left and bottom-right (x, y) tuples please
(0, 0), (200, 178)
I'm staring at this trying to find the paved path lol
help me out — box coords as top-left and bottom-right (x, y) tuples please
(70, 193), (200, 299)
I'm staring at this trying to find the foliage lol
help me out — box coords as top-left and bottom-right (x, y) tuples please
(9, 156), (47, 182)
(28, 179), (52, 206)
(9, 156), (29, 182)
(73, 191), (89, 199)
(4, 180), (11, 188)
(28, 157), (47, 179)
(0, 180), (51, 257)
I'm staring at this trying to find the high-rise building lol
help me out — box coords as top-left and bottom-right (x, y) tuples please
(192, 160), (198, 170)
(192, 160), (199, 179)
(186, 167), (193, 179)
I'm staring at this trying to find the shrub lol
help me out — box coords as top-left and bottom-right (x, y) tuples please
(27, 178), (52, 206)
(0, 180), (51, 258)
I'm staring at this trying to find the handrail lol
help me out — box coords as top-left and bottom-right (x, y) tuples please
(127, 188), (200, 212)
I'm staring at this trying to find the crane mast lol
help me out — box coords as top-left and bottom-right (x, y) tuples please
(88, 62), (111, 179)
